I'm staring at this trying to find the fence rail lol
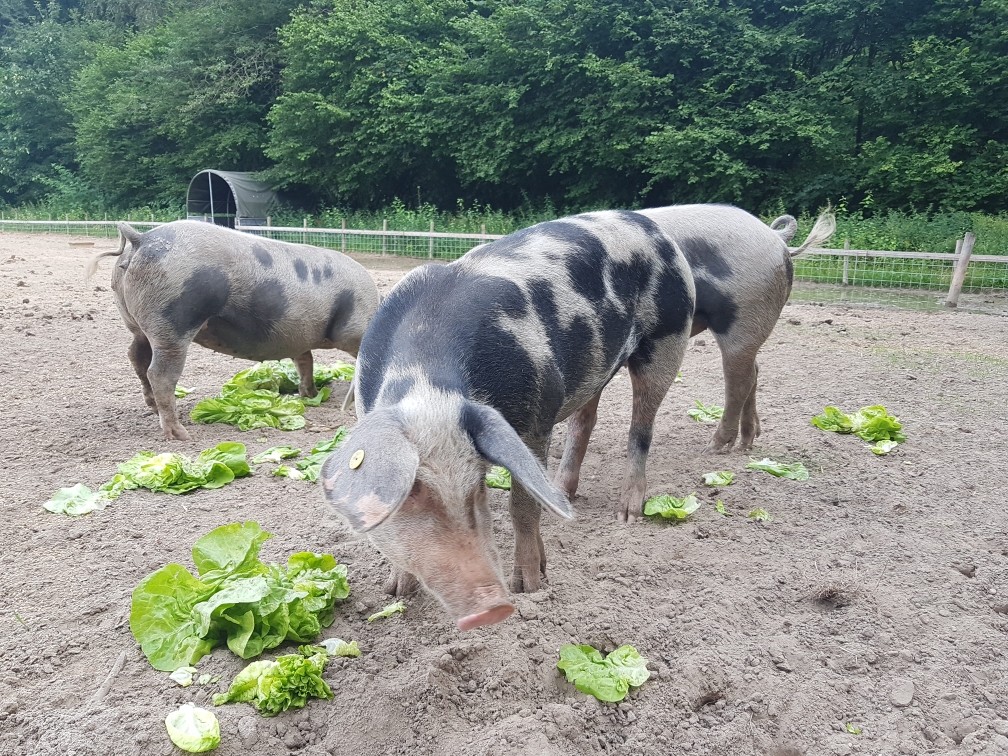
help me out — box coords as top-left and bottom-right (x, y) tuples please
(1, 218), (1005, 298)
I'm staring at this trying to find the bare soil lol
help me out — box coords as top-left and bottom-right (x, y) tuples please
(2, 232), (1008, 756)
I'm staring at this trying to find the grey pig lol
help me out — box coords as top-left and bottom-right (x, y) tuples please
(320, 210), (695, 630)
(554, 204), (834, 501)
(85, 220), (380, 440)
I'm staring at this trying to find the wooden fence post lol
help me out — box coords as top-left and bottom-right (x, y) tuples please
(429, 220), (434, 259)
(302, 217), (307, 245)
(66, 214), (70, 234)
(341, 219), (346, 253)
(382, 219), (388, 255)
(266, 215), (272, 240)
(842, 238), (850, 285)
(945, 232), (976, 308)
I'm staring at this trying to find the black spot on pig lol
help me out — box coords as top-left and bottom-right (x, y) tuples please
(527, 278), (593, 396)
(466, 325), (542, 436)
(545, 223), (607, 305)
(323, 265), (333, 280)
(162, 267), (231, 336)
(294, 259), (309, 282)
(692, 275), (737, 336)
(312, 268), (322, 285)
(236, 278), (290, 341)
(325, 290), (356, 342)
(494, 279), (528, 319)
(782, 251), (794, 286)
(252, 245), (273, 268)
(678, 236), (732, 280)
(378, 374), (415, 405)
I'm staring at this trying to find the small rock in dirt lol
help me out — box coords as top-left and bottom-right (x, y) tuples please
(282, 729), (305, 749)
(992, 603), (1008, 615)
(237, 715), (258, 747)
(993, 720), (1008, 737)
(953, 563), (976, 578)
(992, 734), (1008, 752)
(694, 525), (710, 539)
(787, 318), (801, 325)
(889, 679), (915, 707)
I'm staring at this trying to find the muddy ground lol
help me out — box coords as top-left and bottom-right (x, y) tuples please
(1, 231), (1007, 756)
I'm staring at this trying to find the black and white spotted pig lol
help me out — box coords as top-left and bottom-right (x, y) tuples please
(320, 211), (695, 630)
(553, 205), (834, 499)
(85, 221), (380, 440)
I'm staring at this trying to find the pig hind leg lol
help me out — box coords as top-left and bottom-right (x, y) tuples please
(554, 389), (603, 499)
(706, 342), (760, 453)
(127, 330), (157, 410)
(620, 334), (689, 524)
(739, 361), (761, 448)
(146, 342), (191, 441)
(292, 350), (319, 399)
(510, 433), (551, 593)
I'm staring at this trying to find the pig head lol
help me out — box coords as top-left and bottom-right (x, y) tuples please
(321, 384), (572, 630)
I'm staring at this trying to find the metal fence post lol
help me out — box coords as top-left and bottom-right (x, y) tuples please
(382, 219), (388, 255)
(842, 238), (850, 285)
(945, 233), (976, 308)
(341, 219), (346, 253)
(429, 220), (434, 259)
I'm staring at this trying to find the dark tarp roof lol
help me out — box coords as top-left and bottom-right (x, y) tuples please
(186, 170), (280, 224)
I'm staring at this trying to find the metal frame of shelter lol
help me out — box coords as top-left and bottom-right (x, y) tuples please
(186, 170), (280, 228)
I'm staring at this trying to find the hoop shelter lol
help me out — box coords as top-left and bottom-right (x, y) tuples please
(186, 170), (280, 228)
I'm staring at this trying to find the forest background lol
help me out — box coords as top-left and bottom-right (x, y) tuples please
(1, 0), (1006, 251)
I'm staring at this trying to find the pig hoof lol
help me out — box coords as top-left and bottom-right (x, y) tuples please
(299, 385), (319, 399)
(383, 568), (420, 597)
(510, 566), (542, 594)
(163, 424), (189, 441)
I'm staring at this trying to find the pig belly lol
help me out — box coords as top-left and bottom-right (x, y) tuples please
(193, 318), (318, 362)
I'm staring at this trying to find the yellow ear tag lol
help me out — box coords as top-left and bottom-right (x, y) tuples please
(349, 449), (365, 469)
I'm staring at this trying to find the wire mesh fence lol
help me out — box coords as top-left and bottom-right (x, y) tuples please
(2, 218), (1006, 294)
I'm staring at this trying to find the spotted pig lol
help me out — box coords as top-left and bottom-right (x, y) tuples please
(85, 221), (379, 440)
(320, 211), (696, 630)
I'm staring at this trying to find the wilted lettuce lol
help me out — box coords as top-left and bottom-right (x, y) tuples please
(318, 638), (360, 657)
(703, 471), (735, 487)
(556, 644), (650, 702)
(175, 385), (194, 398)
(130, 522), (350, 671)
(191, 390), (308, 431)
(714, 500), (731, 516)
(269, 430), (348, 483)
(643, 493), (700, 520)
(748, 507), (772, 521)
(871, 440), (899, 455)
(116, 443), (250, 494)
(164, 703), (220, 752)
(252, 446), (301, 464)
(485, 466), (512, 490)
(43, 484), (110, 516)
(687, 400), (724, 423)
(811, 405), (906, 443)
(213, 646), (333, 717)
(744, 458), (809, 481)
(367, 601), (406, 623)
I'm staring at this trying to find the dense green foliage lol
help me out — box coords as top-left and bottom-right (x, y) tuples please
(0, 0), (1006, 217)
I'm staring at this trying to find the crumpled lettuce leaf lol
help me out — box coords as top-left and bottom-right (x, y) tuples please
(485, 466), (512, 490)
(117, 443), (250, 494)
(175, 385), (194, 398)
(367, 601), (406, 623)
(252, 446), (301, 464)
(43, 483), (110, 516)
(687, 400), (724, 423)
(165, 703), (220, 752)
(310, 428), (348, 454)
(556, 644), (650, 702)
(744, 458), (809, 481)
(190, 390), (307, 431)
(702, 470), (735, 487)
(169, 667), (198, 687)
(269, 430), (348, 483)
(748, 507), (772, 521)
(312, 362), (355, 384)
(811, 405), (906, 443)
(870, 439), (899, 455)
(213, 647), (333, 717)
(130, 523), (350, 671)
(317, 638), (360, 657)
(643, 493), (700, 520)
(714, 499), (731, 516)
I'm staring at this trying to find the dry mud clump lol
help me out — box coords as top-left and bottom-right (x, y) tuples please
(1, 232), (1008, 756)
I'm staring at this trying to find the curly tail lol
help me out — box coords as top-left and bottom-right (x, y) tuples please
(789, 211), (836, 258)
(84, 222), (143, 282)
(770, 215), (798, 243)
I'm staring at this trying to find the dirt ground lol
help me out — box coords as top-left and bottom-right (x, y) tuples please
(2, 231), (1007, 756)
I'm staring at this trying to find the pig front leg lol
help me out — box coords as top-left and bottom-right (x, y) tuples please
(510, 433), (551, 593)
(555, 390), (603, 499)
(620, 334), (689, 523)
(383, 566), (420, 597)
(147, 343), (190, 440)
(292, 350), (319, 399)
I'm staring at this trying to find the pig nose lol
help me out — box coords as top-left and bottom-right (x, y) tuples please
(457, 603), (514, 631)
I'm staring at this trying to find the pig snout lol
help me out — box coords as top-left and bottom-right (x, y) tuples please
(456, 586), (514, 631)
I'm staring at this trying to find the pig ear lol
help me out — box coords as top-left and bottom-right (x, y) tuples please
(320, 409), (419, 532)
(462, 401), (574, 520)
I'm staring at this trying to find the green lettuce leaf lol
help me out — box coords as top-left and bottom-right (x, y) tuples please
(744, 458), (809, 481)
(714, 499), (731, 516)
(130, 564), (217, 671)
(309, 428), (349, 454)
(270, 431), (348, 483)
(318, 638), (360, 657)
(485, 466), (512, 490)
(213, 648), (333, 717)
(98, 473), (136, 499)
(312, 362), (355, 384)
(272, 464), (309, 481)
(164, 703), (220, 752)
(367, 601), (406, 623)
(702, 470), (735, 487)
(300, 387), (331, 407)
(870, 439), (899, 455)
(169, 667), (198, 687)
(687, 400), (724, 423)
(252, 446), (301, 464)
(748, 507), (772, 521)
(192, 522), (272, 584)
(117, 444), (250, 495)
(191, 390), (307, 432)
(556, 644), (651, 702)
(812, 405), (906, 443)
(643, 493), (700, 520)
(43, 483), (109, 516)
(175, 385), (194, 398)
